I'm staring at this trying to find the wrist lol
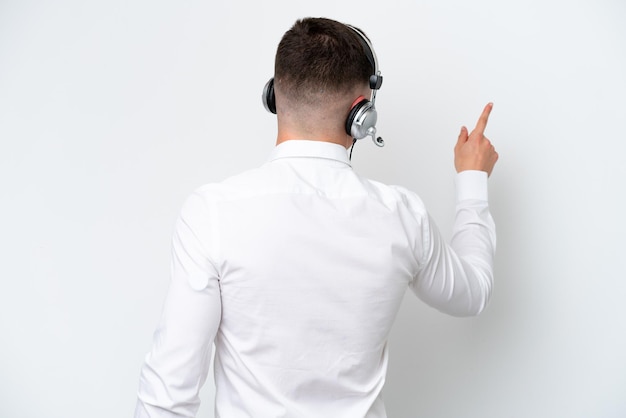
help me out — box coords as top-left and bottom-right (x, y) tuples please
(455, 170), (489, 202)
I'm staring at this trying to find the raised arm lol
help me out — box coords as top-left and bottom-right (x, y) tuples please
(411, 104), (498, 316)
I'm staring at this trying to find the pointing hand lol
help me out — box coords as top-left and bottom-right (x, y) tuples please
(454, 103), (499, 176)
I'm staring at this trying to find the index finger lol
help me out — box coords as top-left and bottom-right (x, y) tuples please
(473, 102), (493, 135)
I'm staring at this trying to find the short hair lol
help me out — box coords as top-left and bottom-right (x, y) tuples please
(274, 17), (373, 105)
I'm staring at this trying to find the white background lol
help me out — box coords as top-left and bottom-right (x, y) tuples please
(1, 0), (625, 417)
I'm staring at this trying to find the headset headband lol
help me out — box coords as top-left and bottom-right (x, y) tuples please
(345, 24), (383, 90)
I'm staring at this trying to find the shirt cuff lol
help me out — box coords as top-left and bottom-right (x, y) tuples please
(455, 170), (489, 202)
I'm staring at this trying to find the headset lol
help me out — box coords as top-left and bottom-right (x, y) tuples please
(262, 23), (384, 147)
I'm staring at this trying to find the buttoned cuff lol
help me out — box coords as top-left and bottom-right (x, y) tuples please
(455, 170), (489, 202)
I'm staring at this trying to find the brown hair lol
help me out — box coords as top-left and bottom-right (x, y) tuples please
(274, 17), (372, 105)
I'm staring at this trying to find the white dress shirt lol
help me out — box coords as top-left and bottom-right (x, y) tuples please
(135, 139), (495, 418)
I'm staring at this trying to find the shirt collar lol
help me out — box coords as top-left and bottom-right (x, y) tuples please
(268, 140), (351, 166)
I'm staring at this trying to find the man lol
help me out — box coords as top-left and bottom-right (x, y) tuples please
(135, 17), (498, 418)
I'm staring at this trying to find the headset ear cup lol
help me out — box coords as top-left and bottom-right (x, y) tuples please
(346, 99), (377, 139)
(345, 98), (368, 137)
(262, 78), (276, 114)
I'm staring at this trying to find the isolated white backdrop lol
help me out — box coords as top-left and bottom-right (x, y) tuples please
(1, 0), (625, 417)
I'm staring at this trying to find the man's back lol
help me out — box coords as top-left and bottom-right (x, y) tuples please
(135, 140), (495, 417)
(210, 140), (418, 417)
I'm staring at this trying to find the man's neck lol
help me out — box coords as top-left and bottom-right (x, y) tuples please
(276, 129), (352, 149)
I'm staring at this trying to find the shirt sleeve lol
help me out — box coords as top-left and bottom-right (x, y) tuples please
(410, 170), (496, 317)
(135, 192), (221, 418)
